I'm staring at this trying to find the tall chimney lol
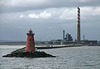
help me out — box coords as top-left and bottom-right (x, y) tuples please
(77, 7), (80, 43)
(63, 30), (65, 40)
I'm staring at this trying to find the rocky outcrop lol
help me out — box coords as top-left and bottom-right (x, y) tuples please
(3, 47), (56, 58)
(3, 51), (55, 58)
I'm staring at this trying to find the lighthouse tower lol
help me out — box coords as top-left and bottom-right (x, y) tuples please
(25, 29), (35, 52)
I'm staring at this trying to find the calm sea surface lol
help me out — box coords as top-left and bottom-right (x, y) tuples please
(0, 45), (100, 69)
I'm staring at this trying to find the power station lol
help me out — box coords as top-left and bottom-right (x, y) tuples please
(31, 7), (97, 45)
(63, 30), (73, 42)
(36, 7), (82, 45)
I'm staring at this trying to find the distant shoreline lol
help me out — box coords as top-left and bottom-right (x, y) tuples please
(0, 42), (99, 47)
(0, 42), (26, 45)
(0, 42), (80, 45)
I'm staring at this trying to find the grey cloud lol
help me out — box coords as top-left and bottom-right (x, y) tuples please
(0, 0), (100, 13)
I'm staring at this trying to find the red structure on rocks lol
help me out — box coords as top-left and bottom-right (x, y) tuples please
(25, 29), (35, 52)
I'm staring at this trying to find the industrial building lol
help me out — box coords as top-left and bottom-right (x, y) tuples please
(63, 30), (73, 42)
(35, 30), (74, 45)
(81, 40), (97, 45)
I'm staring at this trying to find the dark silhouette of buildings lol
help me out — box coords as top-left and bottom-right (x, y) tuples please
(66, 33), (73, 41)
(62, 32), (74, 44)
(63, 30), (73, 42)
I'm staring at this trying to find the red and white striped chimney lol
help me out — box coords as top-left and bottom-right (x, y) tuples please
(77, 7), (80, 43)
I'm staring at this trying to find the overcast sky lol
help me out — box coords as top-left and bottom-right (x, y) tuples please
(0, 0), (100, 41)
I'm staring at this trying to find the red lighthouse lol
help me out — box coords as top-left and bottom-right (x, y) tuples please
(25, 29), (35, 52)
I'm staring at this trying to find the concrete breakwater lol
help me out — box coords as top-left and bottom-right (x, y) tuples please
(36, 44), (82, 49)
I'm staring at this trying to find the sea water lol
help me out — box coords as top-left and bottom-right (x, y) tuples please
(0, 45), (100, 69)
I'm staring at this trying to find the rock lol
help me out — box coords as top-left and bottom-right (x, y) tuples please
(3, 48), (56, 58)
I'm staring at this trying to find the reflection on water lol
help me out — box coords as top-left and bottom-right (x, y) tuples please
(0, 45), (100, 69)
